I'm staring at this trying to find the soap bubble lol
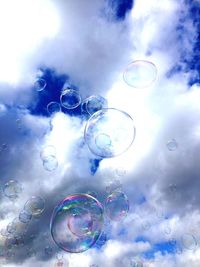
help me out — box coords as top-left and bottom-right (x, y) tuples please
(50, 194), (104, 253)
(60, 89), (81, 109)
(85, 95), (108, 115)
(105, 191), (129, 221)
(43, 155), (58, 172)
(40, 145), (56, 160)
(24, 196), (45, 216)
(181, 233), (197, 250)
(47, 102), (61, 115)
(34, 78), (46, 92)
(123, 60), (157, 88)
(3, 180), (22, 199)
(19, 210), (32, 224)
(7, 218), (28, 237)
(84, 108), (136, 158)
(166, 139), (178, 151)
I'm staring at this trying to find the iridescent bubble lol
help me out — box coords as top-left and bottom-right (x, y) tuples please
(47, 102), (61, 115)
(50, 194), (104, 253)
(60, 89), (81, 109)
(34, 78), (46, 92)
(105, 191), (129, 221)
(43, 155), (58, 172)
(84, 108), (136, 158)
(3, 180), (22, 199)
(40, 145), (56, 160)
(24, 196), (45, 216)
(85, 95), (108, 115)
(166, 139), (178, 151)
(123, 60), (157, 88)
(19, 210), (32, 224)
(181, 233), (197, 250)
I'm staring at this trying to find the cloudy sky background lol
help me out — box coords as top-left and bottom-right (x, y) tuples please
(0, 0), (199, 266)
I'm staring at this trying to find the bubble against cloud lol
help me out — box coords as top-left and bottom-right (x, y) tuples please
(43, 155), (58, 171)
(123, 60), (157, 88)
(84, 108), (136, 158)
(40, 145), (57, 160)
(181, 233), (197, 250)
(50, 194), (104, 253)
(60, 89), (81, 109)
(3, 179), (22, 199)
(19, 210), (32, 224)
(24, 196), (45, 216)
(166, 138), (178, 151)
(105, 191), (129, 221)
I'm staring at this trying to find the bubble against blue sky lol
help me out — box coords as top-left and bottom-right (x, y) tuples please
(123, 60), (157, 88)
(84, 108), (136, 158)
(24, 196), (45, 216)
(50, 194), (104, 253)
(47, 101), (61, 115)
(60, 89), (81, 109)
(34, 78), (47, 92)
(3, 180), (22, 199)
(105, 191), (129, 221)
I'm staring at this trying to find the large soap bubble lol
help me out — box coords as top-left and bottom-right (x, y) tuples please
(85, 95), (108, 115)
(123, 60), (157, 88)
(105, 191), (129, 221)
(3, 180), (22, 199)
(24, 196), (45, 216)
(50, 194), (104, 253)
(84, 108), (136, 158)
(34, 78), (47, 92)
(60, 89), (81, 109)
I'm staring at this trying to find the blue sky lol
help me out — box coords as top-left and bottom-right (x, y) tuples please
(0, 0), (199, 266)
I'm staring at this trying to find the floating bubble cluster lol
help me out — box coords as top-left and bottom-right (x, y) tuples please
(84, 108), (136, 158)
(105, 191), (129, 221)
(60, 89), (81, 109)
(24, 196), (45, 216)
(123, 60), (157, 88)
(50, 194), (104, 253)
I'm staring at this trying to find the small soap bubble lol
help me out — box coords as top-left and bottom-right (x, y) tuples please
(34, 78), (46, 92)
(24, 196), (45, 216)
(43, 155), (58, 172)
(167, 139), (178, 151)
(47, 102), (61, 115)
(40, 145), (56, 160)
(105, 191), (129, 221)
(3, 180), (22, 199)
(181, 233), (197, 250)
(60, 89), (81, 109)
(123, 60), (157, 88)
(19, 210), (32, 224)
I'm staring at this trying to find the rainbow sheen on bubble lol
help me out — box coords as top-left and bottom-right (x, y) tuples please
(105, 191), (129, 221)
(84, 108), (136, 158)
(50, 194), (104, 253)
(123, 60), (157, 88)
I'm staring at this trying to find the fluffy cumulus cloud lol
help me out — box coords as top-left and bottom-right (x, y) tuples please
(0, 0), (199, 266)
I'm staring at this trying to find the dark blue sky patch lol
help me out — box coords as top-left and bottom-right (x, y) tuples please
(29, 68), (82, 118)
(143, 240), (177, 259)
(103, 0), (134, 21)
(89, 158), (102, 175)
